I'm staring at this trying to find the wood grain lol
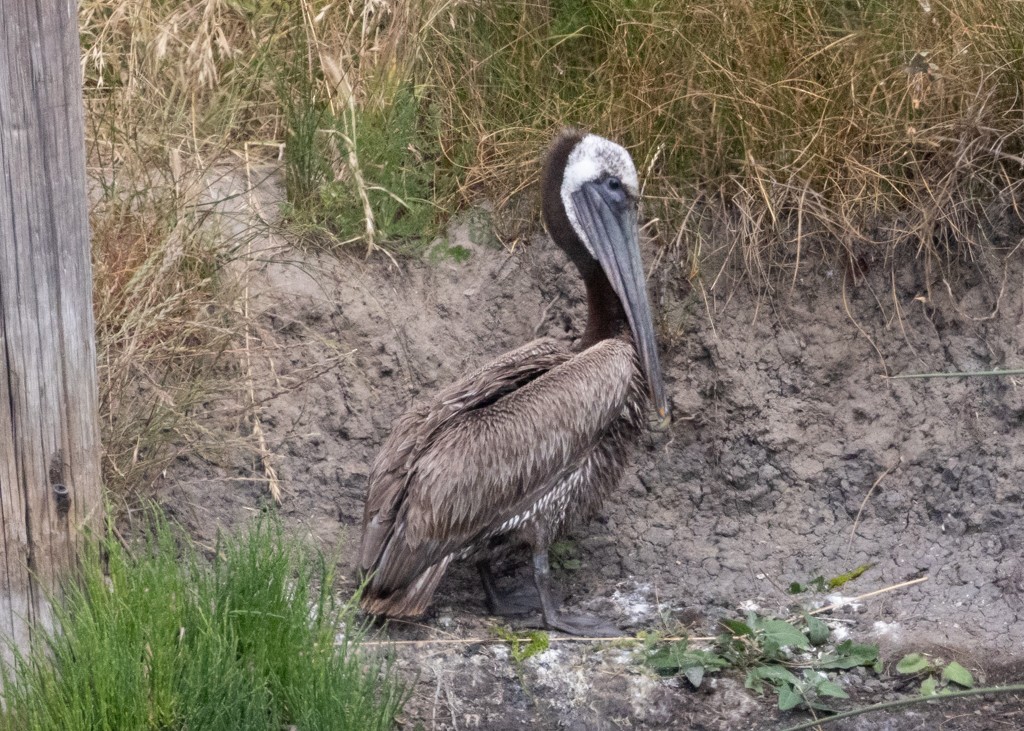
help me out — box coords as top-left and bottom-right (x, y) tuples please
(0, 0), (102, 653)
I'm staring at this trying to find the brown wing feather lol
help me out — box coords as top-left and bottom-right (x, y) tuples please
(358, 336), (639, 611)
(359, 338), (569, 574)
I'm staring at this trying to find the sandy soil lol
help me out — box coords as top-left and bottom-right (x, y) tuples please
(158, 169), (1024, 729)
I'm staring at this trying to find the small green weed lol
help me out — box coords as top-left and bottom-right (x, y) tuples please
(816, 640), (883, 673)
(491, 626), (550, 701)
(643, 610), (881, 713)
(642, 634), (730, 688)
(318, 86), (442, 245)
(896, 653), (976, 696)
(0, 516), (405, 731)
(725, 615), (882, 712)
(746, 667), (850, 713)
(280, 72), (447, 250)
(428, 241), (473, 265)
(788, 564), (874, 594)
(548, 540), (583, 572)
(717, 613), (815, 666)
(641, 602), (987, 719)
(493, 626), (550, 664)
(277, 27), (331, 214)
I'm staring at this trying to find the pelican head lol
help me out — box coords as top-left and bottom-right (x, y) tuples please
(542, 130), (670, 427)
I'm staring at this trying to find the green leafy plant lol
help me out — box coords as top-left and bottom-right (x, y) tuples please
(642, 636), (730, 688)
(643, 609), (882, 712)
(817, 640), (883, 673)
(896, 653), (976, 696)
(717, 612), (814, 667)
(802, 611), (830, 646)
(746, 667), (850, 712)
(726, 615), (881, 712)
(644, 603), (993, 719)
(740, 638), (881, 712)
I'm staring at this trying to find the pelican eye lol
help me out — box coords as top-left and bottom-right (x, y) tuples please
(598, 175), (628, 209)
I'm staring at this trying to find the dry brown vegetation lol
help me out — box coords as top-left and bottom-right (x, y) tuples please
(79, 0), (1024, 495)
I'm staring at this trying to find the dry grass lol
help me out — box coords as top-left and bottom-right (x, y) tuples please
(79, 0), (1024, 499)
(422, 0), (1024, 288)
(89, 159), (248, 498)
(80, 0), (1024, 270)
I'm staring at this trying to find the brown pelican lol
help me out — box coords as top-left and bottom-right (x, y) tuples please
(357, 129), (669, 635)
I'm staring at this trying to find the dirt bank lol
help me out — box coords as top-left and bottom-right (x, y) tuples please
(158, 171), (1024, 728)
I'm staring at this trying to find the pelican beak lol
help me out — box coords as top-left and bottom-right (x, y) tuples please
(571, 183), (670, 428)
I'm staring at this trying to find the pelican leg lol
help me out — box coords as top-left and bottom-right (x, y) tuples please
(477, 559), (541, 616)
(531, 552), (622, 637)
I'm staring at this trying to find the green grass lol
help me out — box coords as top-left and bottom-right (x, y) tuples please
(307, 84), (444, 246)
(0, 517), (404, 731)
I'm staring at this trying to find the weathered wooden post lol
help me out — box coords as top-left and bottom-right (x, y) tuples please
(0, 0), (103, 650)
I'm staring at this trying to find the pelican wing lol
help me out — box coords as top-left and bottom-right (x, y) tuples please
(359, 336), (639, 598)
(359, 338), (569, 576)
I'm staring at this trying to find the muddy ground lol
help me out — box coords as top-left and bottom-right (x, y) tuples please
(158, 169), (1024, 729)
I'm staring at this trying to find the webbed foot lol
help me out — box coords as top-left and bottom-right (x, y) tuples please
(489, 585), (543, 616)
(542, 611), (622, 637)
(478, 560), (543, 616)
(529, 551), (622, 637)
